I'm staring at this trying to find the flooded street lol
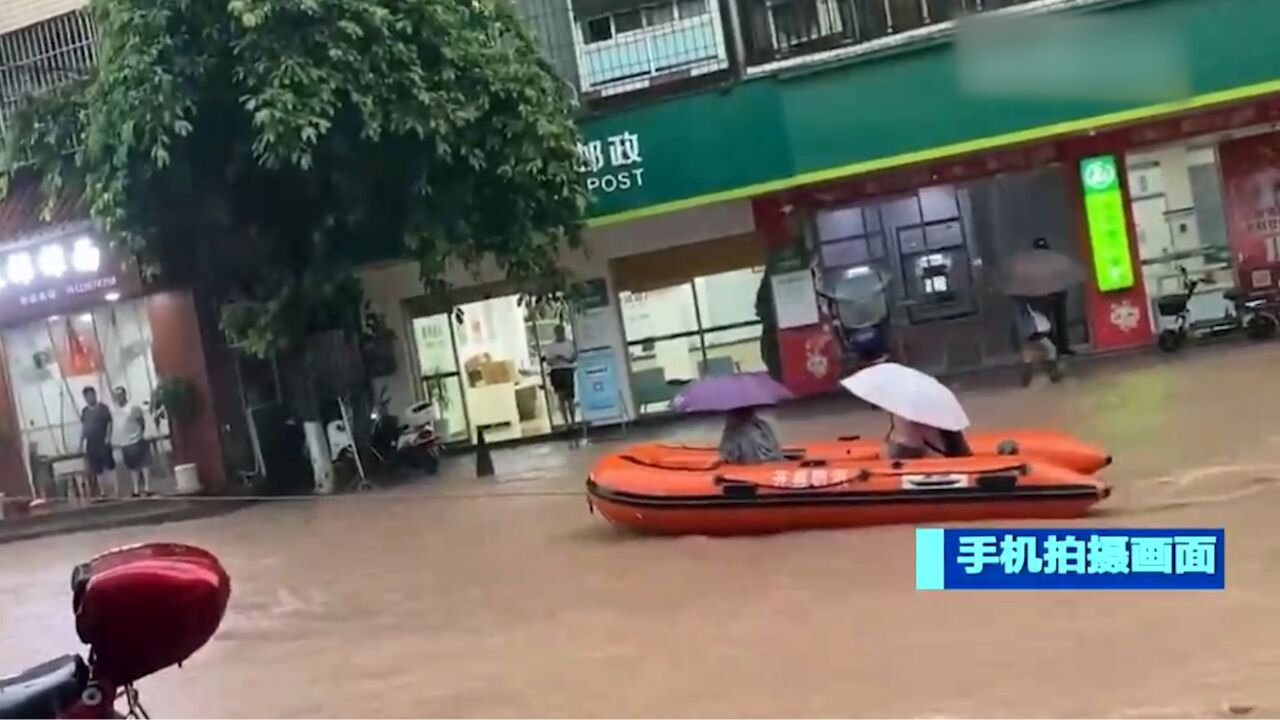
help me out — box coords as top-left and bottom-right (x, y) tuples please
(4, 346), (1280, 718)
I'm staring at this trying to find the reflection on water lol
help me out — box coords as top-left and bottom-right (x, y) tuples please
(3, 346), (1280, 718)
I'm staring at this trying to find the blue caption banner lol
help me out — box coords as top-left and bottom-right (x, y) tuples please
(915, 528), (1224, 590)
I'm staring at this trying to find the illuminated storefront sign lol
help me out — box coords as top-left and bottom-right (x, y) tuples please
(1079, 155), (1136, 292)
(0, 232), (139, 323)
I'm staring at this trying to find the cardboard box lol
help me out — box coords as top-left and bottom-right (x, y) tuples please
(481, 360), (515, 385)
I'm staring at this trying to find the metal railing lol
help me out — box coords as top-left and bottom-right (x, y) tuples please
(0, 9), (96, 137)
(739, 0), (1034, 66)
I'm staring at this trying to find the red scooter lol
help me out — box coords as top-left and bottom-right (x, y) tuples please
(0, 542), (231, 719)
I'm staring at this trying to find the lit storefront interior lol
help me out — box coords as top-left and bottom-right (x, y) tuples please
(409, 293), (579, 444)
(0, 225), (178, 501)
(1125, 131), (1264, 334)
(611, 234), (768, 414)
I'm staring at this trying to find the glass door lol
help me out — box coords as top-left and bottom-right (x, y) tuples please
(411, 313), (469, 444)
(526, 299), (577, 430)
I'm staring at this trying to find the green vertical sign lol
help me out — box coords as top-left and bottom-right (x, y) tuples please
(1079, 155), (1136, 292)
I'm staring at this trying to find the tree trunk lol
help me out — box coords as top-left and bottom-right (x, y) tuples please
(279, 349), (334, 494)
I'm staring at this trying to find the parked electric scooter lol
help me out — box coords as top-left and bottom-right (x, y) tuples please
(374, 399), (442, 474)
(0, 542), (230, 719)
(1156, 265), (1279, 352)
(817, 265), (892, 372)
(329, 392), (441, 485)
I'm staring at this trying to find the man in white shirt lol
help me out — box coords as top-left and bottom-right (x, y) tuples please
(113, 386), (151, 496)
(541, 325), (577, 427)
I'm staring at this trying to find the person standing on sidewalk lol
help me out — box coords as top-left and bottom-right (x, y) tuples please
(543, 325), (578, 428)
(113, 386), (151, 496)
(80, 387), (114, 499)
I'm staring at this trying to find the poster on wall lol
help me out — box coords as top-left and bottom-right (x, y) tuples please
(777, 325), (840, 397)
(1217, 132), (1280, 295)
(771, 270), (820, 329)
(576, 347), (625, 425)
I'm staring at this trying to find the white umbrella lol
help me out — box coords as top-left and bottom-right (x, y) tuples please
(840, 362), (970, 431)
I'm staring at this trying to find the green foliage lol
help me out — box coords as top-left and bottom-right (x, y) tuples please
(1, 0), (588, 354)
(151, 376), (199, 425)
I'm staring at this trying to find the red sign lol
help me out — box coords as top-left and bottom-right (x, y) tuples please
(777, 324), (840, 397)
(57, 317), (101, 377)
(1084, 290), (1152, 351)
(1218, 132), (1280, 295)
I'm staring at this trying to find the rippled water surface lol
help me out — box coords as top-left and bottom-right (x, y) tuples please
(3, 347), (1280, 718)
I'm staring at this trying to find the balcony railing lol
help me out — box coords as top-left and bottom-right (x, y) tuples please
(0, 9), (97, 137)
(740, 0), (1035, 67)
(570, 0), (731, 98)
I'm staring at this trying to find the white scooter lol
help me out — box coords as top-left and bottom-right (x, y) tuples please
(327, 399), (441, 489)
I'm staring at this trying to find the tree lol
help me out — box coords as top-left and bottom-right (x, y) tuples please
(1, 0), (587, 358)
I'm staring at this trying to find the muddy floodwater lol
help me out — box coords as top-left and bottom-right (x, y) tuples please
(5, 347), (1280, 718)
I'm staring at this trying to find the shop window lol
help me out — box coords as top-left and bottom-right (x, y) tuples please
(619, 267), (766, 414)
(4, 299), (175, 497)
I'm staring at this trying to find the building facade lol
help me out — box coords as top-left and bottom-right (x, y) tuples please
(0, 3), (235, 502)
(6, 0), (1280, 451)
(365, 0), (1280, 443)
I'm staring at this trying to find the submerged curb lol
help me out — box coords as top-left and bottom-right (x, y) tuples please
(0, 499), (255, 546)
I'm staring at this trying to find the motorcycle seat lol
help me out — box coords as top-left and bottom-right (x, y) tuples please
(0, 655), (88, 719)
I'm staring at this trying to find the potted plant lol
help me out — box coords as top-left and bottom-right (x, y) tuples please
(151, 376), (199, 427)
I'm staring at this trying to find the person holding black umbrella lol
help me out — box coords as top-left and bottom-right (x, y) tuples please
(1004, 237), (1085, 385)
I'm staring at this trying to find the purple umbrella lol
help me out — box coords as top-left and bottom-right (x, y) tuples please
(671, 372), (793, 413)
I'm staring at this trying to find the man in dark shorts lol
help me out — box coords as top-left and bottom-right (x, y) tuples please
(542, 325), (577, 427)
(113, 386), (150, 496)
(80, 387), (114, 498)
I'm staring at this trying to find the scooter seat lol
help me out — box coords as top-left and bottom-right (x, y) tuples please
(0, 655), (88, 719)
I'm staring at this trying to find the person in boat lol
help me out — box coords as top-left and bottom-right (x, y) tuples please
(719, 407), (784, 465)
(885, 414), (971, 460)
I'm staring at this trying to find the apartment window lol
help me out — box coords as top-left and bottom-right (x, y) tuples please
(614, 9), (644, 32)
(677, 0), (709, 18)
(583, 16), (614, 42)
(886, 0), (925, 32)
(580, 0), (713, 44)
(0, 10), (98, 135)
(742, 0), (1036, 66)
(643, 3), (676, 26)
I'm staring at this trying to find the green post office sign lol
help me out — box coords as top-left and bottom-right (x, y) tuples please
(575, 0), (1280, 225)
(1079, 155), (1136, 293)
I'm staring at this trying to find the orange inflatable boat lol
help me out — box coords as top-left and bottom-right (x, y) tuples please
(586, 433), (1112, 536)
(624, 429), (1111, 476)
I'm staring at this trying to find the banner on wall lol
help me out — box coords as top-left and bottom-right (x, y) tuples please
(576, 347), (625, 425)
(1218, 132), (1280, 295)
(57, 318), (101, 377)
